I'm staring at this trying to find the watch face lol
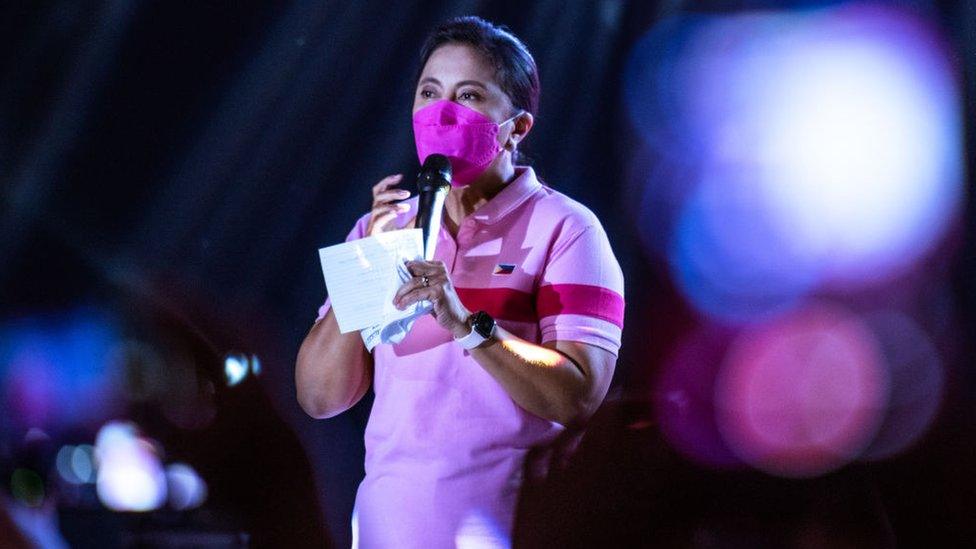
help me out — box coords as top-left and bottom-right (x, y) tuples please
(471, 311), (495, 339)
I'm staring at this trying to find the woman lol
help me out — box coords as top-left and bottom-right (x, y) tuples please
(296, 16), (624, 548)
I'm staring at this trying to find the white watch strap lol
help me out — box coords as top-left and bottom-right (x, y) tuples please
(455, 326), (487, 350)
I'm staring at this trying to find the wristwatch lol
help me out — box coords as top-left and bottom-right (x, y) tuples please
(455, 310), (496, 350)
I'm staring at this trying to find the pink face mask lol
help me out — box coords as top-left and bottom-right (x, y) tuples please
(413, 101), (519, 187)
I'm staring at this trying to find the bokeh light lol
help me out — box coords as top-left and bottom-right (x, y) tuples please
(0, 308), (122, 430)
(56, 445), (81, 485)
(654, 327), (741, 469)
(56, 444), (98, 485)
(861, 311), (945, 460)
(224, 353), (249, 386)
(752, 5), (962, 285)
(625, 3), (963, 323)
(24, 427), (50, 444)
(95, 421), (167, 512)
(71, 444), (96, 484)
(670, 169), (819, 322)
(165, 462), (208, 511)
(714, 305), (888, 477)
(11, 468), (46, 508)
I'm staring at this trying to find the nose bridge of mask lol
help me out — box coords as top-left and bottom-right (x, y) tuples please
(418, 99), (495, 126)
(418, 100), (521, 128)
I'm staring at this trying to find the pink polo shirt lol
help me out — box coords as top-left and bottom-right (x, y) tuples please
(316, 167), (624, 548)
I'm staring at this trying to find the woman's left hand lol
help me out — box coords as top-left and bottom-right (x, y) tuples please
(394, 260), (471, 338)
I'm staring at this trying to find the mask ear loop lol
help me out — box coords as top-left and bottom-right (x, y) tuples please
(502, 110), (526, 152)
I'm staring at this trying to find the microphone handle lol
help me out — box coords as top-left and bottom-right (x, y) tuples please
(416, 186), (448, 260)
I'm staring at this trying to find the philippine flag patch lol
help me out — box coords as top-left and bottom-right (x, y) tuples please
(493, 263), (516, 275)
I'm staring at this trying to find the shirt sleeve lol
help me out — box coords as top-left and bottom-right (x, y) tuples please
(535, 223), (625, 356)
(314, 213), (371, 322)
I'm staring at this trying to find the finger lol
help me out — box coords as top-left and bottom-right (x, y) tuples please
(372, 174), (403, 196)
(368, 206), (407, 233)
(404, 261), (434, 277)
(371, 202), (411, 221)
(372, 174), (403, 192)
(408, 272), (445, 293)
(372, 188), (411, 206)
(396, 287), (439, 310)
(405, 260), (446, 276)
(393, 276), (426, 303)
(394, 271), (446, 305)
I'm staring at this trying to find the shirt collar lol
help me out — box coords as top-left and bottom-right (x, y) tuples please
(469, 166), (542, 225)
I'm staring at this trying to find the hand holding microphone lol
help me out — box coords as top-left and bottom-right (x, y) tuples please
(366, 174), (412, 237)
(365, 154), (452, 241)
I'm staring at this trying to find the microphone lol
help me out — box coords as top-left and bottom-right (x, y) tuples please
(414, 154), (451, 260)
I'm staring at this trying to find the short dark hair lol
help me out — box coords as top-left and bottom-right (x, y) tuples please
(417, 16), (540, 115)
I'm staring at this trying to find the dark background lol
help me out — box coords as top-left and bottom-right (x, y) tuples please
(1, 1), (974, 547)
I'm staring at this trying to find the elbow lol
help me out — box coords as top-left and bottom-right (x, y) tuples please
(543, 348), (606, 427)
(297, 389), (337, 419)
(549, 407), (593, 430)
(548, 393), (592, 429)
(296, 372), (355, 419)
(551, 387), (605, 428)
(297, 384), (354, 419)
(295, 346), (369, 419)
(295, 359), (345, 420)
(550, 410), (581, 429)
(295, 362), (363, 419)
(554, 356), (614, 427)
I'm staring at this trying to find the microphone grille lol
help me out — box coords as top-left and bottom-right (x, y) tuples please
(419, 154), (452, 188)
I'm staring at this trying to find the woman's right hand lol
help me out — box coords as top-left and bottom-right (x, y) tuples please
(366, 174), (413, 237)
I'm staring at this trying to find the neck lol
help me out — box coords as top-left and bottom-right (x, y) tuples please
(443, 158), (517, 234)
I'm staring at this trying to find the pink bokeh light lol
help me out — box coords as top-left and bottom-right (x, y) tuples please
(715, 305), (888, 477)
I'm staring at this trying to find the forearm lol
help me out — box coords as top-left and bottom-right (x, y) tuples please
(466, 325), (599, 427)
(295, 309), (372, 419)
(393, 260), (616, 426)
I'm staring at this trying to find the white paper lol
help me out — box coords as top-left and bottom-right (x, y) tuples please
(318, 229), (432, 346)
